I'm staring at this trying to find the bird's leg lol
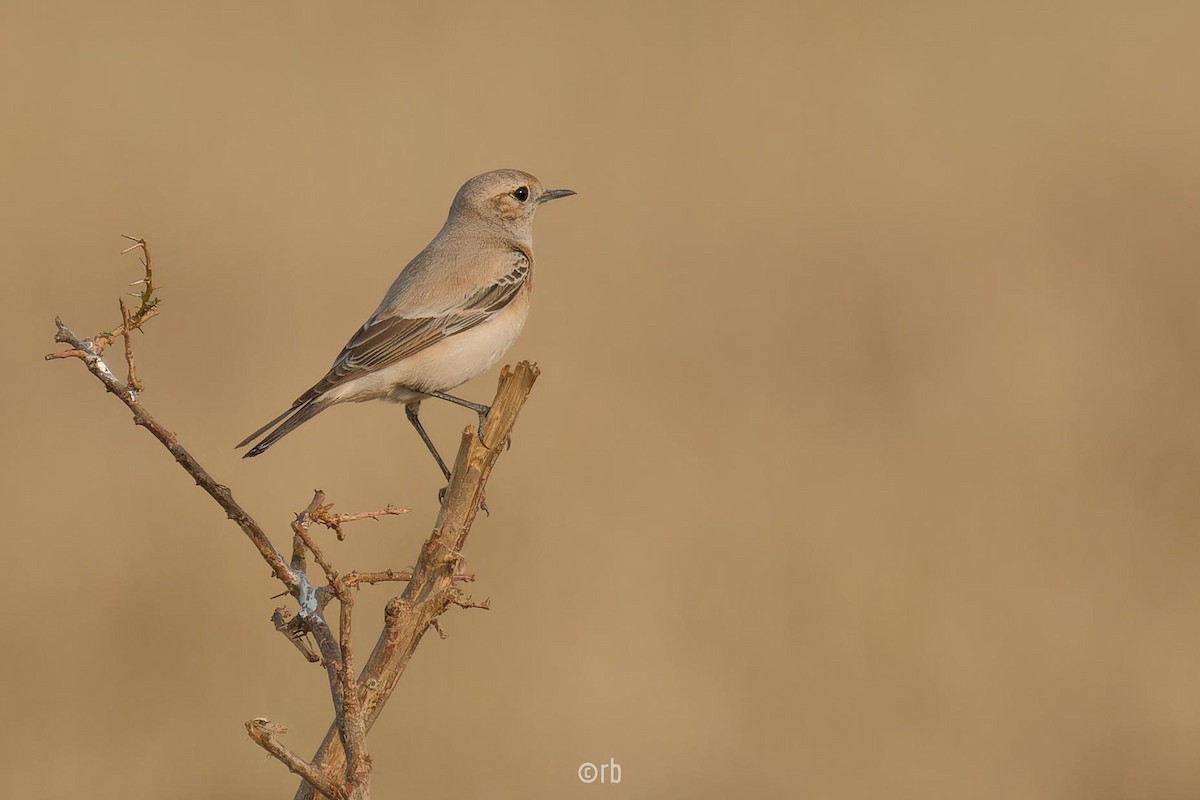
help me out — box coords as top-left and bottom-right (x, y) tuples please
(405, 403), (452, 482)
(428, 390), (491, 445)
(414, 402), (491, 513)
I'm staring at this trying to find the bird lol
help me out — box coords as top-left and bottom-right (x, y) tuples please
(236, 168), (574, 480)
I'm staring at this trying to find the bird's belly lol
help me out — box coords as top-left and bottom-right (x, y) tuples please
(404, 310), (527, 393)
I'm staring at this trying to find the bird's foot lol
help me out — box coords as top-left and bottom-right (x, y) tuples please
(438, 485), (489, 515)
(475, 406), (491, 446)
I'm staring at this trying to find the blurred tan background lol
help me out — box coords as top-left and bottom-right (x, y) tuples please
(3, 1), (1199, 797)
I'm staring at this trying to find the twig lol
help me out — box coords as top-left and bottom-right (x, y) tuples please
(119, 234), (158, 321)
(311, 504), (410, 541)
(344, 569), (413, 588)
(247, 719), (347, 800)
(118, 297), (142, 392)
(450, 592), (491, 611)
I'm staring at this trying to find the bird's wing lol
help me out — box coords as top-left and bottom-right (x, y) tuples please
(296, 253), (529, 403)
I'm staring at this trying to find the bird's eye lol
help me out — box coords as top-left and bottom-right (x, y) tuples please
(512, 186), (529, 202)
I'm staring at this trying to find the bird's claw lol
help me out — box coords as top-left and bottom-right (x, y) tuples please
(475, 407), (490, 446)
(440, 485), (489, 515)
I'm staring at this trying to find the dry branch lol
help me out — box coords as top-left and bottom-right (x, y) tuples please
(294, 362), (539, 800)
(46, 239), (539, 800)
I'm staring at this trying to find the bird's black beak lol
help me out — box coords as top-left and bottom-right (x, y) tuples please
(539, 188), (577, 203)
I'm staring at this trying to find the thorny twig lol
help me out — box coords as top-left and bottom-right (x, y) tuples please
(45, 236), (160, 396)
(312, 504), (410, 541)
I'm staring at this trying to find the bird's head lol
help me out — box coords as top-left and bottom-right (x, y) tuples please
(449, 169), (575, 236)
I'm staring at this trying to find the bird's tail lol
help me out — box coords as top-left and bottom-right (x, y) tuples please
(236, 399), (328, 458)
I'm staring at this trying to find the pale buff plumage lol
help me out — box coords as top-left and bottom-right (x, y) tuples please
(237, 169), (574, 475)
